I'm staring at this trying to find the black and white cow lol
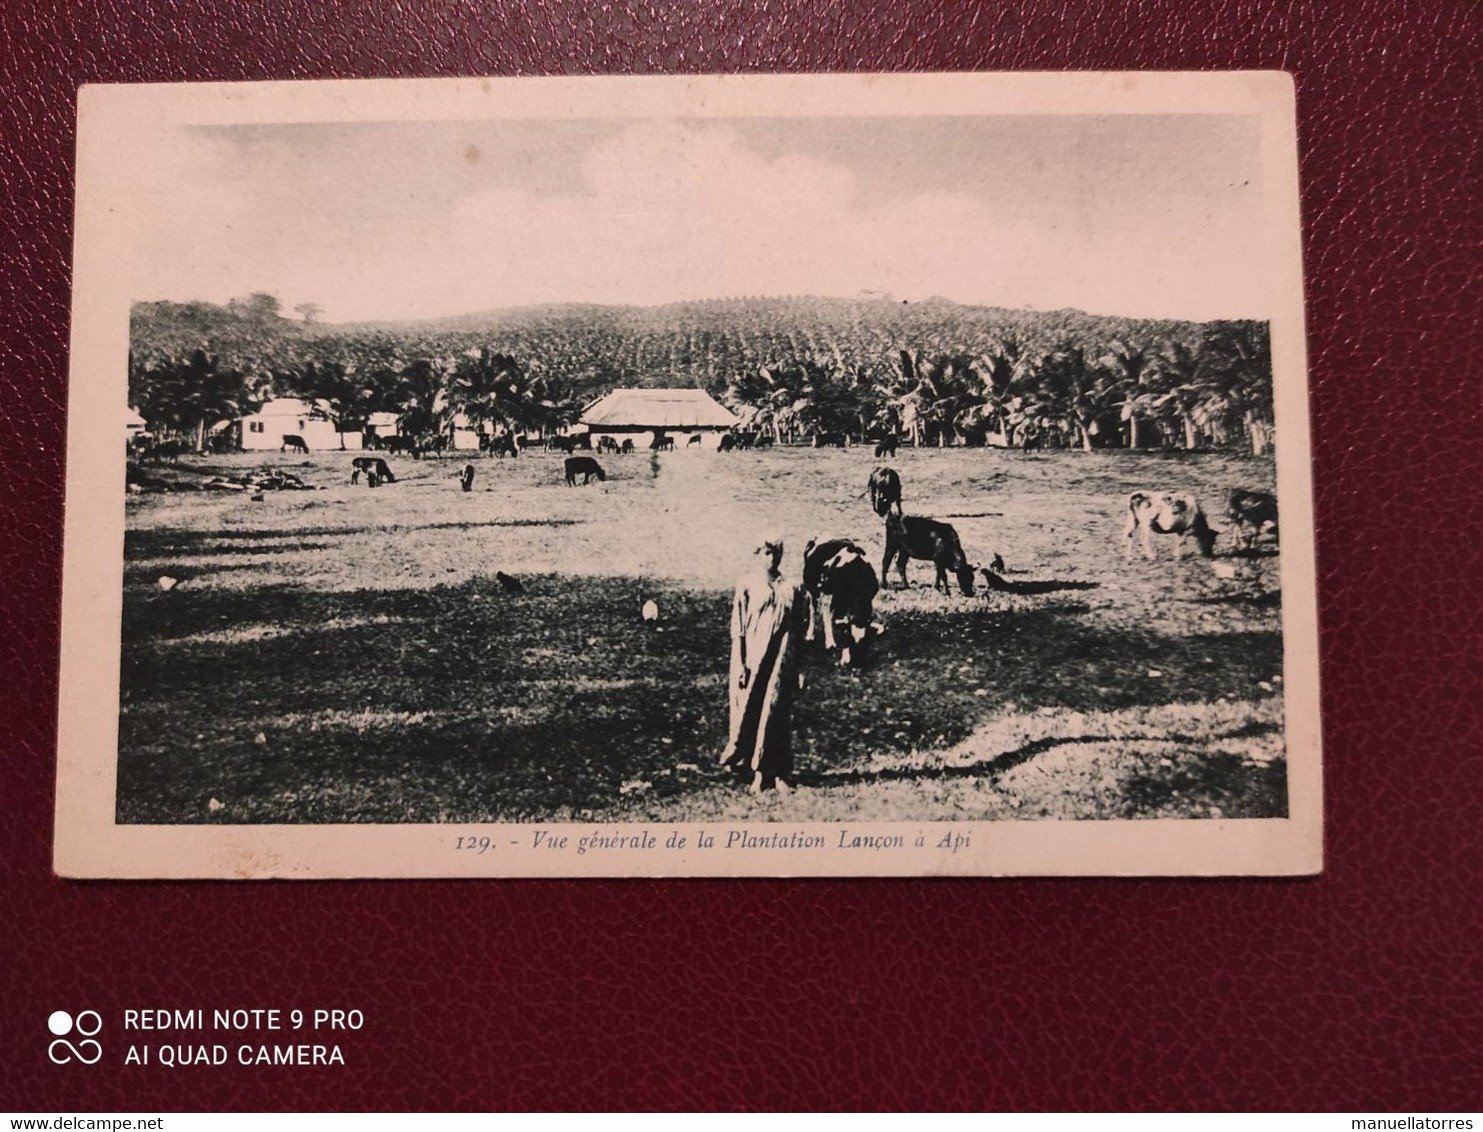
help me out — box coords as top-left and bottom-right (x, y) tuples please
(351, 456), (396, 486)
(1123, 491), (1217, 560)
(802, 538), (881, 666)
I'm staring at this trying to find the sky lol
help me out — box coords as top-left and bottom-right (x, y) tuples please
(122, 113), (1274, 323)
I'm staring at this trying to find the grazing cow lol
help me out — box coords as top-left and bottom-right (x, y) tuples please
(139, 439), (187, 465)
(459, 463), (476, 492)
(381, 435), (417, 457)
(802, 538), (881, 665)
(753, 434), (774, 449)
(883, 513), (976, 595)
(686, 434), (703, 447)
(1123, 491), (1217, 560)
(1226, 488), (1279, 548)
(597, 436), (620, 454)
(652, 433), (675, 452)
(718, 434), (737, 453)
(868, 466), (903, 517)
(549, 436), (576, 454)
(813, 431), (847, 448)
(350, 456), (396, 486)
(281, 435), (309, 454)
(564, 456), (607, 485)
(620, 438), (635, 455)
(874, 435), (899, 458)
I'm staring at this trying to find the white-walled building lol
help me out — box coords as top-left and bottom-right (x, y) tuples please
(579, 388), (738, 449)
(240, 398), (363, 451)
(363, 412), (400, 447)
(450, 412), (481, 451)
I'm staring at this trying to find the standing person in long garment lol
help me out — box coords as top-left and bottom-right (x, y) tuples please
(720, 537), (805, 794)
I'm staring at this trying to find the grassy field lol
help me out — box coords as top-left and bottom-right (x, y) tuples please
(118, 444), (1286, 824)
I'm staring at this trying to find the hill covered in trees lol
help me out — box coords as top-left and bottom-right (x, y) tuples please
(129, 293), (1274, 454)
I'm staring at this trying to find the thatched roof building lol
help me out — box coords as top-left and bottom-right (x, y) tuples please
(580, 388), (738, 434)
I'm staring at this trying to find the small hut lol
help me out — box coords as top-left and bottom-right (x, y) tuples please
(579, 388), (738, 450)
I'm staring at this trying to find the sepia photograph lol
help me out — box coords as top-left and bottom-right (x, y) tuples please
(55, 72), (1321, 877)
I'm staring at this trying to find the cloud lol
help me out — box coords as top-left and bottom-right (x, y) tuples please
(120, 117), (1274, 322)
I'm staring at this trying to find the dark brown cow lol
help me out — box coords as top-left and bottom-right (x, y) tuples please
(883, 514), (975, 595)
(564, 456), (607, 485)
(139, 439), (187, 465)
(1226, 489), (1279, 549)
(281, 435), (309, 454)
(868, 467), (903, 517)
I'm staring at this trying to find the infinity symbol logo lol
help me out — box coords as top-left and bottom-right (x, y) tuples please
(48, 1010), (102, 1065)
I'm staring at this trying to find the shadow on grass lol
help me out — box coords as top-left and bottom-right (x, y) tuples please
(126, 535), (336, 558)
(979, 571), (1099, 596)
(1184, 591), (1283, 609)
(118, 572), (1286, 824)
(814, 720), (1280, 787)
(417, 519), (585, 532)
(1224, 546), (1280, 559)
(126, 519), (584, 558)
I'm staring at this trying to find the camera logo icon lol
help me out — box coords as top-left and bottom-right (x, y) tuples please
(48, 1010), (103, 1065)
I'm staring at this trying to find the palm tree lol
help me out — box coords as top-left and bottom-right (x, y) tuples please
(885, 351), (928, 447)
(297, 356), (377, 449)
(135, 349), (270, 452)
(724, 364), (810, 443)
(448, 348), (526, 439)
(1035, 343), (1111, 451)
(1148, 340), (1224, 450)
(392, 357), (453, 444)
(970, 335), (1028, 446)
(524, 370), (583, 435)
(1197, 321), (1274, 455)
(1099, 340), (1157, 449)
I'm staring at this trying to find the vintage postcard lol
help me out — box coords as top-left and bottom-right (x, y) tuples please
(55, 72), (1321, 877)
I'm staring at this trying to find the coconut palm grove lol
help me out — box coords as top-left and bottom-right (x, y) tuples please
(129, 293), (1273, 453)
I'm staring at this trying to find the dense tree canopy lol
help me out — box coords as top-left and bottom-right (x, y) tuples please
(129, 295), (1275, 453)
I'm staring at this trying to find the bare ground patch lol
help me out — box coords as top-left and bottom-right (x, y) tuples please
(118, 447), (1285, 823)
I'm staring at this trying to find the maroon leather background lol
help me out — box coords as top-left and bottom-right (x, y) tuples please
(3, 0), (1480, 1112)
